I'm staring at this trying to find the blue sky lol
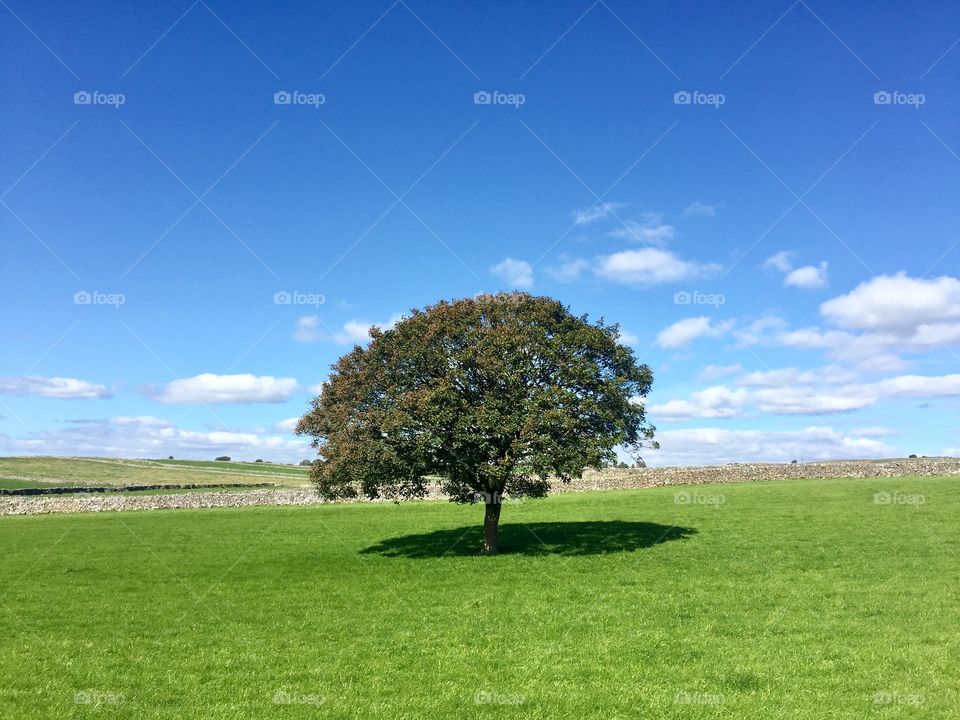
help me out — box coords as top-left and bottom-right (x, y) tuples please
(1, 0), (958, 465)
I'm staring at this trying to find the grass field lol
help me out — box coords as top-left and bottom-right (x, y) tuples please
(1, 476), (957, 718)
(0, 456), (310, 489)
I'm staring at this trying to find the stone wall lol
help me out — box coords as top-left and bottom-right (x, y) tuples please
(2, 457), (956, 516)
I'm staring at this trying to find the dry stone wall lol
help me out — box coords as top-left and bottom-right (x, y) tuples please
(2, 457), (956, 516)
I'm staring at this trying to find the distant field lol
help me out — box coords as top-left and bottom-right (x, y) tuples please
(0, 456), (311, 489)
(1, 476), (957, 718)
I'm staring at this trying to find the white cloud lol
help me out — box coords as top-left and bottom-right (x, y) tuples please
(732, 316), (787, 346)
(750, 387), (874, 414)
(656, 317), (734, 348)
(334, 320), (375, 345)
(784, 262), (828, 289)
(573, 202), (625, 225)
(0, 416), (311, 463)
(649, 386), (748, 421)
(820, 273), (960, 334)
(294, 315), (323, 342)
(850, 426), (898, 438)
(736, 366), (856, 387)
(854, 353), (911, 373)
(618, 329), (640, 346)
(873, 373), (960, 398)
(609, 218), (675, 245)
(649, 426), (896, 466)
(296, 314), (403, 345)
(0, 375), (111, 399)
(547, 258), (590, 282)
(651, 371), (960, 421)
(741, 274), (960, 371)
(490, 257), (534, 288)
(684, 201), (717, 217)
(596, 248), (721, 285)
(275, 417), (300, 433)
(697, 364), (743, 382)
(763, 251), (796, 272)
(148, 373), (299, 404)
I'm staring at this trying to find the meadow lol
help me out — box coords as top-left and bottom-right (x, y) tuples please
(0, 456), (310, 490)
(1, 475), (956, 718)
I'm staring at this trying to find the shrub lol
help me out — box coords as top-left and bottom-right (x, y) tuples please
(215, 456), (231, 462)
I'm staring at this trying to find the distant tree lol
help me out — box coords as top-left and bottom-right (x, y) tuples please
(299, 460), (313, 467)
(297, 293), (657, 554)
(617, 461), (629, 469)
(168, 455), (174, 460)
(215, 456), (231, 462)
(908, 454), (918, 459)
(634, 459), (646, 468)
(255, 459), (263, 463)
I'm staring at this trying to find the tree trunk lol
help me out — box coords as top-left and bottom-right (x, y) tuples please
(482, 501), (502, 555)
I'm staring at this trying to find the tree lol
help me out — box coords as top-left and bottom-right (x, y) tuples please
(296, 293), (657, 554)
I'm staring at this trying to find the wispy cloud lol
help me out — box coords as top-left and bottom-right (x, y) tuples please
(784, 262), (828, 289)
(490, 257), (534, 288)
(684, 201), (717, 217)
(596, 248), (721, 286)
(0, 376), (111, 399)
(146, 373), (299, 404)
(573, 201), (625, 225)
(656, 317), (735, 348)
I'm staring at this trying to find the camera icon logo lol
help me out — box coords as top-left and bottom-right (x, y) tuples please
(73, 291), (92, 305)
(873, 91), (892, 105)
(273, 91), (292, 105)
(473, 91), (492, 105)
(673, 90), (691, 105)
(673, 290), (692, 305)
(873, 491), (891, 505)
(674, 491), (691, 505)
(273, 290), (292, 305)
(74, 91), (92, 105)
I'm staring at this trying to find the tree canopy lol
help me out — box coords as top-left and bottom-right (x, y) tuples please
(296, 292), (656, 553)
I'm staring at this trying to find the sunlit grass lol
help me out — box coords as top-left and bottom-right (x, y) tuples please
(1, 476), (957, 718)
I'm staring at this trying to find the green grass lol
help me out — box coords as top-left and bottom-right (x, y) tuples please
(151, 459), (311, 477)
(1, 476), (957, 718)
(0, 456), (309, 488)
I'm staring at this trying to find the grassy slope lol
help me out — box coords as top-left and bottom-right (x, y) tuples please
(0, 457), (310, 488)
(1, 476), (957, 719)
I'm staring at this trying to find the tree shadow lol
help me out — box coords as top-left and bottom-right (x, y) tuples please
(360, 520), (697, 558)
